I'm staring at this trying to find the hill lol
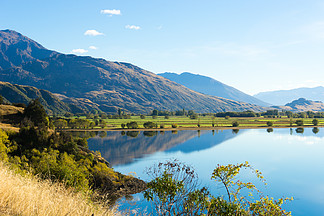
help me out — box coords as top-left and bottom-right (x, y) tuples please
(158, 72), (270, 107)
(0, 81), (97, 115)
(254, 86), (324, 105)
(0, 30), (265, 114)
(272, 98), (324, 112)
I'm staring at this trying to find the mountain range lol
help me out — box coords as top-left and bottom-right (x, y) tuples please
(254, 86), (324, 105)
(158, 72), (269, 107)
(0, 29), (265, 114)
(272, 98), (324, 112)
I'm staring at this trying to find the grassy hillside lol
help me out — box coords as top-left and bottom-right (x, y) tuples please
(0, 162), (117, 216)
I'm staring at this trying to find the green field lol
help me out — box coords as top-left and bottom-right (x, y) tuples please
(56, 115), (323, 130)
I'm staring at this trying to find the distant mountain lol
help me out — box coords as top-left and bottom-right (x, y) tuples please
(254, 86), (324, 105)
(0, 30), (265, 114)
(272, 98), (324, 112)
(158, 72), (270, 107)
(0, 29), (57, 70)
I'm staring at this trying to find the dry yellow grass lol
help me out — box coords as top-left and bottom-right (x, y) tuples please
(0, 162), (119, 216)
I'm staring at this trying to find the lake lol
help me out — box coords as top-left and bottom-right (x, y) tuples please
(86, 128), (324, 215)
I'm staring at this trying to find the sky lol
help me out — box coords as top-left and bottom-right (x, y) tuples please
(2, 0), (324, 95)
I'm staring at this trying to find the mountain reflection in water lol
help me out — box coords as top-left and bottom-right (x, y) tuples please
(86, 130), (243, 166)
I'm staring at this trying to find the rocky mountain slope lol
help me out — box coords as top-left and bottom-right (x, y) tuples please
(159, 72), (269, 107)
(0, 30), (265, 113)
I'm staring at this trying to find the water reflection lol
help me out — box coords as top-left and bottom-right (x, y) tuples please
(232, 129), (239, 134)
(312, 127), (319, 134)
(267, 128), (273, 133)
(296, 128), (304, 134)
(87, 130), (243, 166)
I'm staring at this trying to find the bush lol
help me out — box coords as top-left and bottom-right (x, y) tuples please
(140, 114), (145, 119)
(295, 119), (304, 126)
(312, 119), (319, 126)
(144, 160), (293, 216)
(164, 116), (169, 119)
(266, 121), (273, 127)
(126, 121), (139, 129)
(143, 121), (155, 129)
(160, 124), (165, 129)
(190, 114), (198, 119)
(172, 123), (178, 128)
(225, 116), (230, 119)
(232, 121), (239, 127)
(121, 123), (126, 129)
(152, 115), (157, 119)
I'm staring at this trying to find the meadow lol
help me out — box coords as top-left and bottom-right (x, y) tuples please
(59, 115), (322, 130)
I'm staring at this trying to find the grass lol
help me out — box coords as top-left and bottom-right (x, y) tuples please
(70, 115), (323, 130)
(0, 162), (118, 216)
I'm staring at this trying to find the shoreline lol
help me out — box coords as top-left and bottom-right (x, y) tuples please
(59, 125), (323, 132)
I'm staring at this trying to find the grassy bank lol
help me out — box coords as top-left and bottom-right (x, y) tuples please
(0, 162), (117, 216)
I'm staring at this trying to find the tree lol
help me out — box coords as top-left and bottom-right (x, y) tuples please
(126, 121), (139, 129)
(140, 114), (146, 119)
(232, 121), (239, 127)
(152, 109), (158, 116)
(295, 119), (304, 126)
(312, 119), (319, 126)
(24, 99), (49, 128)
(143, 121), (155, 129)
(144, 160), (206, 215)
(266, 121), (273, 127)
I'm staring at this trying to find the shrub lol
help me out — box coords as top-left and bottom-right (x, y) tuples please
(143, 121), (155, 129)
(190, 114), (198, 119)
(225, 116), (230, 119)
(312, 119), (319, 126)
(164, 116), (169, 119)
(140, 114), (145, 119)
(232, 121), (239, 127)
(160, 124), (165, 129)
(152, 115), (157, 119)
(266, 121), (273, 127)
(121, 123), (126, 129)
(126, 121), (139, 129)
(295, 119), (304, 126)
(172, 123), (178, 128)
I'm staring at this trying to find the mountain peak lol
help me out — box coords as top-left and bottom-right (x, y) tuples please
(0, 29), (57, 70)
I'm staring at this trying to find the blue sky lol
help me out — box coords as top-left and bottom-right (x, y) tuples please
(2, 0), (324, 95)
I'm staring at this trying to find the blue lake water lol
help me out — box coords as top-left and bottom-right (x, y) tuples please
(87, 128), (324, 215)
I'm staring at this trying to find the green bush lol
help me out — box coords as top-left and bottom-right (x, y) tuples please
(312, 119), (319, 126)
(172, 123), (178, 128)
(232, 121), (239, 127)
(295, 119), (304, 126)
(266, 121), (273, 127)
(143, 121), (155, 129)
(140, 114), (145, 119)
(126, 121), (139, 129)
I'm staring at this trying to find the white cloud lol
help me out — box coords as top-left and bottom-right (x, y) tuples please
(101, 9), (121, 16)
(89, 46), (98, 50)
(84, 30), (104, 36)
(125, 25), (141, 30)
(71, 49), (88, 54)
